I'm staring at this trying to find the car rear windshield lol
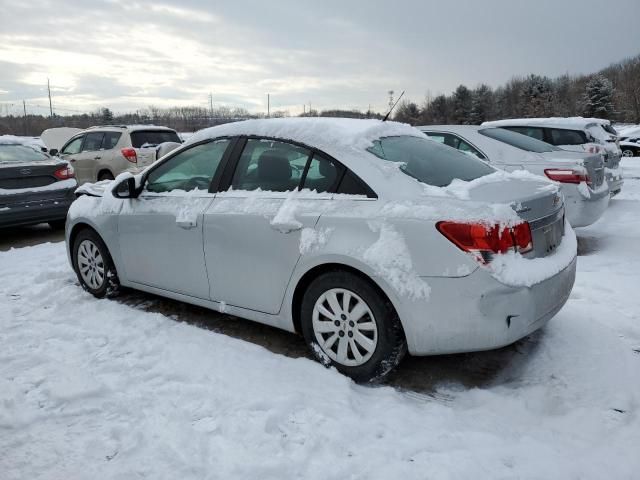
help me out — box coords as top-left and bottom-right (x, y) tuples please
(366, 135), (494, 187)
(0, 144), (49, 163)
(479, 127), (561, 153)
(130, 130), (181, 148)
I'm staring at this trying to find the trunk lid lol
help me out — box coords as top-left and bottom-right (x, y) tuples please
(540, 150), (605, 189)
(466, 177), (565, 259)
(0, 160), (72, 205)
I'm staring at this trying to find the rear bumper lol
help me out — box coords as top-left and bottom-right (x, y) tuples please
(399, 256), (577, 356)
(606, 171), (624, 196)
(563, 183), (609, 228)
(0, 189), (75, 228)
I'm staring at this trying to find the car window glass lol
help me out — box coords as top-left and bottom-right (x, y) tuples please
(83, 132), (105, 152)
(424, 133), (446, 144)
(146, 139), (230, 193)
(367, 135), (495, 187)
(479, 128), (560, 153)
(0, 145), (49, 162)
(336, 170), (374, 197)
(302, 153), (341, 193)
(549, 128), (588, 145)
(61, 136), (84, 154)
(506, 126), (545, 141)
(230, 139), (311, 192)
(130, 130), (181, 148)
(103, 132), (122, 149)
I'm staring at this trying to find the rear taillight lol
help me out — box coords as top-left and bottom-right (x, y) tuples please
(544, 168), (589, 185)
(584, 145), (601, 154)
(53, 165), (75, 180)
(121, 147), (137, 163)
(437, 221), (532, 263)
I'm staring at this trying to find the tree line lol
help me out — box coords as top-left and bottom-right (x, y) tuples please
(1, 53), (639, 136)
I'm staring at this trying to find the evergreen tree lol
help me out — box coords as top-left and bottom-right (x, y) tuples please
(582, 74), (615, 119)
(452, 85), (472, 124)
(469, 84), (494, 124)
(520, 74), (556, 117)
(100, 107), (114, 124)
(393, 101), (421, 125)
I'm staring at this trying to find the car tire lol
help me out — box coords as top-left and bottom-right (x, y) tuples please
(72, 229), (120, 298)
(48, 219), (66, 230)
(300, 270), (407, 383)
(98, 171), (115, 181)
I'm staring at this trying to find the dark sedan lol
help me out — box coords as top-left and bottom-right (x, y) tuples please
(0, 142), (78, 229)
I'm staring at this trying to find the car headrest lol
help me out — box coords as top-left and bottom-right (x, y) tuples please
(257, 150), (291, 183)
(318, 157), (336, 179)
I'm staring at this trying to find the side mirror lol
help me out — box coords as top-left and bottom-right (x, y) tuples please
(49, 148), (59, 156)
(112, 177), (139, 199)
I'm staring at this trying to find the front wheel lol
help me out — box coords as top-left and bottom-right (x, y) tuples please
(300, 271), (407, 383)
(72, 229), (120, 298)
(622, 149), (635, 158)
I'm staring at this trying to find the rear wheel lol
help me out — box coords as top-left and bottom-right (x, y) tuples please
(300, 271), (406, 383)
(72, 229), (120, 298)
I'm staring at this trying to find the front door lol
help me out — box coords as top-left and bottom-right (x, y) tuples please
(117, 138), (232, 299)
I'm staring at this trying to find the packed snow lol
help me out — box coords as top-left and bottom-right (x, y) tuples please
(3, 160), (639, 478)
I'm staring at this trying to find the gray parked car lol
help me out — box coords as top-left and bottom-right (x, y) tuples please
(0, 139), (77, 229)
(65, 119), (576, 382)
(420, 125), (609, 228)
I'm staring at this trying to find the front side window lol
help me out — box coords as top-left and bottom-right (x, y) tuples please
(549, 128), (588, 145)
(61, 136), (84, 155)
(82, 132), (105, 152)
(0, 145), (49, 163)
(146, 139), (230, 193)
(367, 135), (494, 187)
(479, 128), (560, 153)
(230, 139), (311, 192)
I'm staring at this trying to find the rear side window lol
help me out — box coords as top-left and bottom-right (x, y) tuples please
(367, 135), (494, 187)
(61, 136), (84, 154)
(549, 128), (588, 145)
(230, 139), (311, 192)
(504, 126), (545, 141)
(83, 132), (104, 151)
(336, 170), (375, 197)
(103, 132), (122, 149)
(301, 153), (341, 193)
(130, 130), (181, 148)
(479, 128), (560, 153)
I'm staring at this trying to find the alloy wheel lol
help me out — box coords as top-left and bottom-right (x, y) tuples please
(622, 150), (634, 157)
(77, 239), (106, 290)
(312, 288), (378, 367)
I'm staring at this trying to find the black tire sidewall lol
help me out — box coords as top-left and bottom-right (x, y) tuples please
(300, 271), (406, 382)
(72, 229), (119, 298)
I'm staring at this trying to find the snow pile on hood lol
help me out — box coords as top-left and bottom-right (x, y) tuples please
(186, 118), (425, 158)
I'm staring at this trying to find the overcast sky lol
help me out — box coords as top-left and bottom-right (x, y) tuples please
(1, 0), (639, 116)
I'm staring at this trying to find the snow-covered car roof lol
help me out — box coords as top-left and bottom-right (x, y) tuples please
(482, 117), (606, 130)
(86, 124), (177, 132)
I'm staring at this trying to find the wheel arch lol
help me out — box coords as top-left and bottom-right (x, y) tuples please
(290, 261), (404, 340)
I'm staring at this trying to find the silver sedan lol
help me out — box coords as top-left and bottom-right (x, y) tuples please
(65, 118), (576, 382)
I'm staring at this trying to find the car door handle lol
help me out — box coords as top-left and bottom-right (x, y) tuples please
(176, 219), (197, 229)
(270, 222), (302, 234)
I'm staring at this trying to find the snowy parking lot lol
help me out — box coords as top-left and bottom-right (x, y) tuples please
(1, 160), (640, 479)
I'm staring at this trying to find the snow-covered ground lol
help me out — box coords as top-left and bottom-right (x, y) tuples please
(1, 161), (640, 479)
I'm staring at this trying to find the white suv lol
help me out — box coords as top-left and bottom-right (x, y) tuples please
(52, 125), (181, 185)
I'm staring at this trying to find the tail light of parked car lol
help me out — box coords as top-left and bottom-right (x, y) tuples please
(583, 144), (601, 154)
(53, 164), (75, 180)
(121, 147), (138, 163)
(544, 168), (590, 185)
(437, 221), (532, 263)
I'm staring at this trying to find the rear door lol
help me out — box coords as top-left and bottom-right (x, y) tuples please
(203, 138), (342, 313)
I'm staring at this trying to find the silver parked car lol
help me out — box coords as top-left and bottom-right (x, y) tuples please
(65, 118), (576, 382)
(51, 125), (181, 185)
(420, 125), (609, 228)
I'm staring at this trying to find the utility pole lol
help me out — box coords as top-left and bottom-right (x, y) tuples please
(23, 100), (27, 135)
(267, 93), (270, 117)
(47, 78), (53, 117)
(209, 92), (214, 120)
(303, 104), (306, 115)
